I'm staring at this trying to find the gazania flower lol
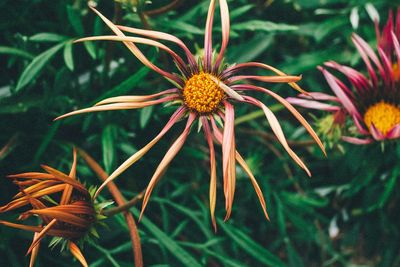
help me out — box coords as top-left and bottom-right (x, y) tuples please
(57, 2), (324, 228)
(0, 149), (96, 267)
(287, 9), (400, 144)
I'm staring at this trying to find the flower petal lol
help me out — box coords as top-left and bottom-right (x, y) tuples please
(201, 116), (217, 231)
(88, 6), (181, 83)
(55, 96), (177, 121)
(229, 75), (301, 84)
(244, 96), (311, 176)
(94, 107), (186, 198)
(214, 0), (230, 71)
(69, 241), (89, 267)
(341, 136), (373, 144)
(117, 25), (197, 72)
(286, 97), (341, 111)
(139, 113), (196, 220)
(221, 62), (307, 94)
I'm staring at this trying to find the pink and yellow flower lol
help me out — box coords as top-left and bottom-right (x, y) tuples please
(57, 1), (324, 228)
(288, 9), (400, 144)
(0, 149), (95, 267)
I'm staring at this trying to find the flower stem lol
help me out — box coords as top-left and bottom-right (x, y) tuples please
(78, 148), (143, 267)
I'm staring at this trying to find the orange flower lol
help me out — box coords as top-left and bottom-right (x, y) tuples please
(57, 2), (325, 229)
(0, 148), (95, 267)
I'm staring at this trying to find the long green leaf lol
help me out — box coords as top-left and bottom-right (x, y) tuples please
(15, 42), (66, 92)
(131, 207), (202, 267)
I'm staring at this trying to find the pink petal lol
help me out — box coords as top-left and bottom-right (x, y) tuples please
(386, 124), (400, 139)
(139, 113), (196, 220)
(214, 0), (230, 71)
(201, 116), (217, 231)
(117, 25), (197, 72)
(204, 0), (216, 72)
(341, 136), (373, 144)
(286, 97), (341, 111)
(319, 67), (362, 120)
(94, 107), (186, 198)
(243, 96), (311, 176)
(88, 6), (181, 84)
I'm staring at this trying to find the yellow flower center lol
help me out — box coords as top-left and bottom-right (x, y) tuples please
(363, 101), (400, 135)
(183, 72), (224, 114)
(393, 63), (400, 81)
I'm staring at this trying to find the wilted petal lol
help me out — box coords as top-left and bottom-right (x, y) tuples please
(201, 116), (217, 231)
(95, 107), (186, 198)
(244, 96), (311, 176)
(286, 97), (341, 111)
(69, 241), (89, 267)
(229, 75), (301, 84)
(87, 6), (181, 83)
(235, 152), (269, 220)
(139, 113), (196, 220)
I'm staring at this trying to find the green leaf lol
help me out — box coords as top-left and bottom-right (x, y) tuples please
(140, 105), (153, 129)
(232, 20), (298, 32)
(66, 5), (84, 35)
(29, 32), (68, 43)
(131, 207), (202, 267)
(63, 42), (74, 71)
(0, 46), (34, 59)
(102, 124), (118, 174)
(219, 221), (286, 267)
(15, 42), (66, 92)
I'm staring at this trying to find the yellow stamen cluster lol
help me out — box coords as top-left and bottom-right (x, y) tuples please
(183, 72), (224, 114)
(364, 101), (400, 135)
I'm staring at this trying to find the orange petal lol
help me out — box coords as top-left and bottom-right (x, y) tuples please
(69, 241), (88, 267)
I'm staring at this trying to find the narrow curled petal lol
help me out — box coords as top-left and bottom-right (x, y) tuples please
(244, 96), (311, 176)
(117, 25), (197, 71)
(139, 113), (196, 220)
(286, 97), (341, 111)
(95, 89), (178, 106)
(69, 241), (89, 267)
(204, 0), (216, 71)
(26, 219), (57, 255)
(76, 35), (187, 71)
(234, 84), (326, 156)
(29, 232), (40, 267)
(201, 116), (217, 231)
(235, 152), (269, 220)
(56, 96), (177, 121)
(222, 62), (307, 94)
(229, 75), (301, 84)
(214, 0), (230, 70)
(211, 117), (269, 220)
(88, 6), (181, 83)
(94, 107), (186, 198)
(222, 102), (236, 220)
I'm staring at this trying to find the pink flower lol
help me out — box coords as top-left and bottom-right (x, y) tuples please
(288, 9), (400, 145)
(57, 2), (324, 229)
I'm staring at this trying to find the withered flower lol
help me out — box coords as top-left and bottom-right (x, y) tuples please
(0, 149), (96, 267)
